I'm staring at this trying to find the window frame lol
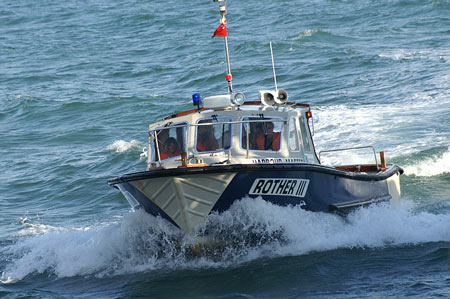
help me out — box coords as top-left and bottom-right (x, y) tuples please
(195, 116), (233, 154)
(240, 116), (284, 152)
(298, 115), (313, 153)
(150, 121), (188, 162)
(288, 116), (300, 152)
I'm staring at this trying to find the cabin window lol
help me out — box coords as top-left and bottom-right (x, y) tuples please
(241, 116), (283, 151)
(150, 122), (187, 161)
(196, 116), (232, 152)
(298, 116), (313, 152)
(288, 117), (299, 151)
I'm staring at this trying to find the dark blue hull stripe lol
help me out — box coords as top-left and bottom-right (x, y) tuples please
(211, 169), (392, 213)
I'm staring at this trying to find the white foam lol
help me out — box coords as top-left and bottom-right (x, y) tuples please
(312, 97), (450, 161)
(107, 140), (143, 153)
(300, 29), (320, 37)
(313, 104), (404, 158)
(403, 147), (450, 177)
(2, 198), (449, 283)
(0, 212), (181, 283)
(378, 48), (450, 62)
(14, 217), (65, 237)
(14, 94), (35, 99)
(203, 198), (450, 257)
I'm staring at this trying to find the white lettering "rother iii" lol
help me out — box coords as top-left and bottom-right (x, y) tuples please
(249, 178), (310, 198)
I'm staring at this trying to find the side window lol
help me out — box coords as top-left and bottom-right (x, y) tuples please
(288, 117), (299, 151)
(241, 117), (283, 151)
(196, 117), (232, 152)
(299, 116), (312, 152)
(151, 123), (186, 161)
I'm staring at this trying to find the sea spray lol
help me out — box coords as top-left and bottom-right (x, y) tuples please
(403, 147), (450, 177)
(2, 197), (450, 283)
(107, 140), (143, 153)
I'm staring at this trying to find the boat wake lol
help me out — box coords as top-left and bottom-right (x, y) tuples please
(313, 99), (450, 161)
(1, 197), (450, 284)
(403, 147), (450, 177)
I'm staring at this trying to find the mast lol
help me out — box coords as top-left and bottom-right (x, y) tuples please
(213, 0), (233, 94)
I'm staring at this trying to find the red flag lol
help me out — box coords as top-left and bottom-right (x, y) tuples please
(212, 24), (227, 38)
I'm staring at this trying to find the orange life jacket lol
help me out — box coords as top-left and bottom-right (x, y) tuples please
(197, 139), (219, 152)
(256, 132), (281, 151)
(160, 150), (181, 160)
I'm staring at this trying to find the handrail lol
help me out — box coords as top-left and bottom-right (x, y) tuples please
(319, 146), (379, 170)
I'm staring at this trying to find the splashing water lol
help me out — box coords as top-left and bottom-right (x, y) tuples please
(107, 140), (143, 153)
(403, 147), (450, 177)
(2, 197), (449, 284)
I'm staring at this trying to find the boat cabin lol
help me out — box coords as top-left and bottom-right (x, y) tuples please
(147, 94), (318, 170)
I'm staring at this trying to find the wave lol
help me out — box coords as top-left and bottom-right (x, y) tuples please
(378, 49), (449, 63)
(2, 197), (449, 284)
(290, 29), (337, 40)
(13, 217), (65, 237)
(403, 147), (450, 177)
(106, 140), (144, 153)
(287, 28), (351, 48)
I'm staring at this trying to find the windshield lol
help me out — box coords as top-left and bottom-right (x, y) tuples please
(241, 117), (283, 151)
(150, 123), (187, 161)
(196, 116), (232, 152)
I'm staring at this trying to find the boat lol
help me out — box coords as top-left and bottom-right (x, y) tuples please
(108, 0), (403, 234)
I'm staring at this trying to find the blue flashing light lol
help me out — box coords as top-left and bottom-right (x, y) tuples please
(192, 93), (201, 106)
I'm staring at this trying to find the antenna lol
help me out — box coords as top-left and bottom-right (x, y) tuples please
(270, 41), (278, 91)
(265, 41), (289, 104)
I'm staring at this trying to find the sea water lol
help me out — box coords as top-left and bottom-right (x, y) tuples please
(1, 0), (449, 298)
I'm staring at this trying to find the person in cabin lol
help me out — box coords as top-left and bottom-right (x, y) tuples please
(197, 125), (219, 152)
(251, 123), (264, 150)
(160, 137), (182, 160)
(255, 121), (281, 151)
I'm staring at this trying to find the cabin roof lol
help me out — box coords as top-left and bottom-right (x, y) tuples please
(161, 101), (310, 122)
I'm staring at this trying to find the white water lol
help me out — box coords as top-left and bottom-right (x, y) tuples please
(403, 147), (450, 177)
(107, 139), (143, 153)
(2, 197), (450, 284)
(313, 100), (450, 160)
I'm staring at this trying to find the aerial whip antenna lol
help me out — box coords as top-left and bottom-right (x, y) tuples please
(267, 41), (288, 104)
(270, 41), (278, 91)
